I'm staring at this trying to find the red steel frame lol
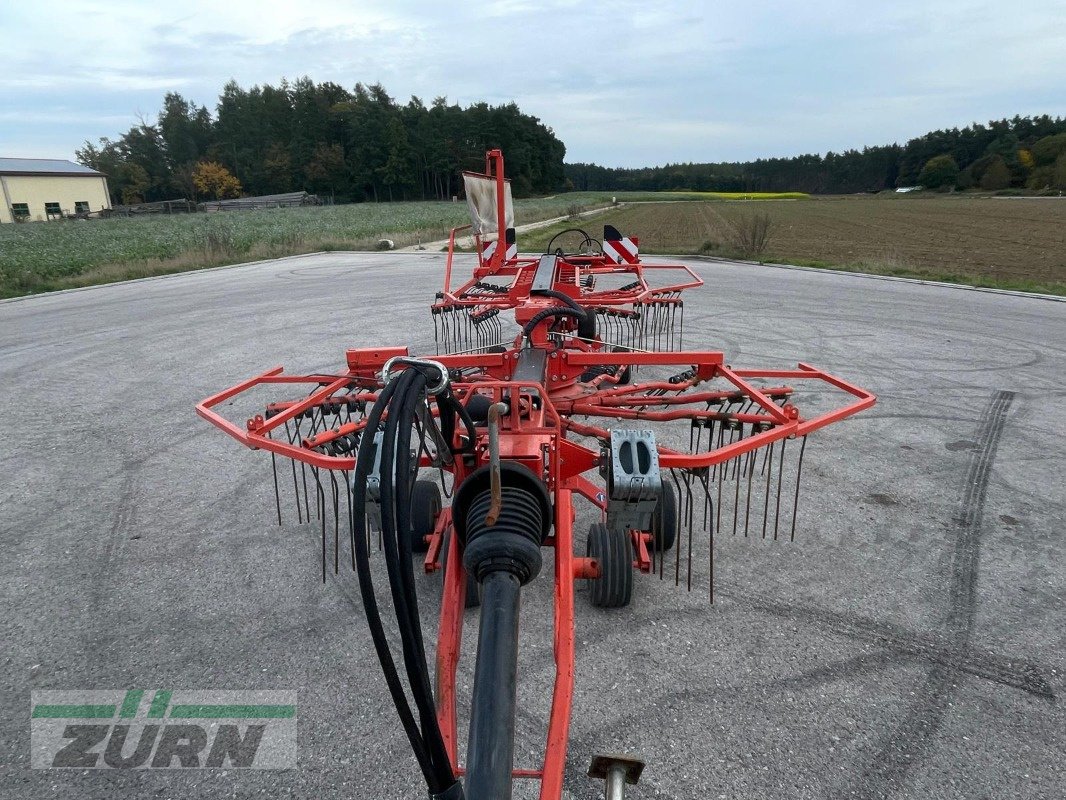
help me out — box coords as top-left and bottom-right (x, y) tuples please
(196, 149), (876, 799)
(196, 349), (873, 797)
(438, 150), (702, 319)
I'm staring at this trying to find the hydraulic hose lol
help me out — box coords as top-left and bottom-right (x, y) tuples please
(351, 365), (462, 798)
(530, 288), (596, 340)
(521, 306), (586, 340)
(530, 287), (583, 313)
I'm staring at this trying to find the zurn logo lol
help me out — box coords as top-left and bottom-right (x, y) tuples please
(31, 690), (296, 769)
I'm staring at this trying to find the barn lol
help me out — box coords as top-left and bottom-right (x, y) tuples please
(0, 158), (111, 223)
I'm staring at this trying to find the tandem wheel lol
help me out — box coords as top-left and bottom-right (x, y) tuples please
(408, 479), (441, 554)
(585, 522), (633, 608)
(650, 483), (678, 552)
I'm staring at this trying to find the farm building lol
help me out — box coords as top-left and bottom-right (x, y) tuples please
(0, 158), (111, 223)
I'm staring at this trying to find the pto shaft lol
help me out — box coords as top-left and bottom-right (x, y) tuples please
(461, 483), (545, 799)
(465, 570), (522, 800)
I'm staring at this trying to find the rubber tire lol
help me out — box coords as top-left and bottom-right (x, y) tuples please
(441, 531), (481, 609)
(650, 483), (678, 552)
(585, 522), (633, 608)
(612, 345), (633, 385)
(579, 349), (630, 385)
(578, 308), (597, 341)
(408, 480), (441, 554)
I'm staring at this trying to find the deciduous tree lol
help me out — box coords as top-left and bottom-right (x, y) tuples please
(918, 155), (959, 190)
(193, 161), (242, 200)
(979, 156), (1011, 190)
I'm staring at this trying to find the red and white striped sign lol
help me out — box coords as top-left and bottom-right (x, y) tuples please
(481, 239), (518, 261)
(604, 235), (639, 265)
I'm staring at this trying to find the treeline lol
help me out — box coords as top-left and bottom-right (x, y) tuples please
(565, 115), (1066, 194)
(76, 78), (566, 204)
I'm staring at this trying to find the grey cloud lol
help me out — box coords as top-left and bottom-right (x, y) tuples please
(0, 0), (1063, 164)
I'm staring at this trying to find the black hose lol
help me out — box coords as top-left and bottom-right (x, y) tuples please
(530, 288), (583, 313)
(379, 370), (447, 769)
(351, 367), (459, 795)
(545, 227), (594, 254)
(521, 306), (586, 339)
(529, 289), (597, 340)
(350, 377), (437, 784)
(445, 390), (478, 453)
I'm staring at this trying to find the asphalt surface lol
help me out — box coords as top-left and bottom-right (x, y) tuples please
(1, 253), (1064, 799)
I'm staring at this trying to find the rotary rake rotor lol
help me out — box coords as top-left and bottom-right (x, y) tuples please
(198, 149), (874, 799)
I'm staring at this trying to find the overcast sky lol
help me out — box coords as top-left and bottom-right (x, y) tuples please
(1, 0), (1064, 167)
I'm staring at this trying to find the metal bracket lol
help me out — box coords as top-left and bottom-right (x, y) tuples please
(588, 753), (644, 799)
(415, 400), (453, 467)
(381, 356), (450, 394)
(361, 431), (385, 531)
(603, 429), (661, 534)
(358, 428), (420, 531)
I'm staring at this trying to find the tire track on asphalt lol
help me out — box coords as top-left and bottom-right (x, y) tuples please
(839, 389), (1016, 799)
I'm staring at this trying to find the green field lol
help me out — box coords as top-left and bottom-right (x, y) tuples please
(0, 195), (616, 298)
(3, 190), (1063, 298)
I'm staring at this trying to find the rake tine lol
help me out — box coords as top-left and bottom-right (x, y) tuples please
(286, 429), (303, 525)
(759, 435), (772, 477)
(710, 419), (724, 481)
(732, 439), (742, 536)
(293, 417), (312, 523)
(682, 472), (694, 591)
(790, 436), (808, 542)
(742, 449), (755, 538)
(672, 472), (682, 587)
(715, 451), (725, 546)
(731, 425), (745, 481)
(312, 467), (325, 582)
(268, 433), (282, 526)
(774, 437), (787, 541)
(761, 440), (774, 539)
(702, 470), (714, 602)
(345, 471), (356, 570)
(330, 472), (340, 574)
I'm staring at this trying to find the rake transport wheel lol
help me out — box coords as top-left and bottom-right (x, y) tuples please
(579, 346), (633, 386)
(408, 480), (441, 554)
(586, 522), (633, 608)
(650, 483), (679, 552)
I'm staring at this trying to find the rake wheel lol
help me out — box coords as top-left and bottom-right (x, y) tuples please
(650, 483), (679, 552)
(586, 522), (633, 608)
(408, 479), (441, 554)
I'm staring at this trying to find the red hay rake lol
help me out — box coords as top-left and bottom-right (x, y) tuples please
(198, 150), (874, 799)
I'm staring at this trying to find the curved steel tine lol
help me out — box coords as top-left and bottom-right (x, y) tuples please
(330, 472), (340, 574)
(761, 441), (774, 539)
(742, 448), (755, 538)
(774, 437), (787, 541)
(790, 436), (808, 542)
